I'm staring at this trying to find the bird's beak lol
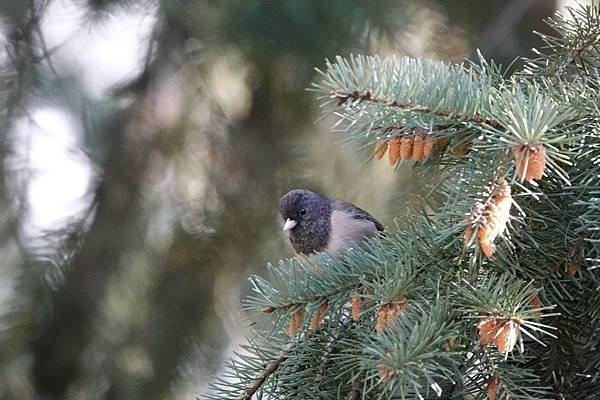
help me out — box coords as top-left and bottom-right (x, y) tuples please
(283, 218), (298, 231)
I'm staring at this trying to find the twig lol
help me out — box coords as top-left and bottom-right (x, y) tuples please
(346, 372), (364, 400)
(262, 283), (358, 313)
(553, 24), (600, 83)
(239, 342), (294, 400)
(331, 89), (500, 127)
(373, 123), (464, 137)
(319, 315), (356, 376)
(536, 233), (589, 286)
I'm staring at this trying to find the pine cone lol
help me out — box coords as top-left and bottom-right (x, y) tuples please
(467, 179), (512, 257)
(478, 317), (500, 345)
(464, 224), (475, 245)
(451, 135), (471, 157)
(495, 320), (520, 353)
(388, 137), (402, 165)
(385, 301), (405, 324)
(437, 136), (449, 154)
(375, 304), (388, 334)
(288, 308), (303, 337)
(513, 144), (526, 178)
(310, 301), (327, 330)
(487, 376), (500, 400)
(351, 293), (362, 321)
(374, 139), (389, 160)
(423, 133), (435, 158)
(478, 226), (494, 258)
(378, 365), (395, 382)
(412, 132), (426, 161)
(487, 190), (511, 241)
(513, 143), (546, 181)
(531, 295), (542, 319)
(528, 144), (545, 180)
(400, 135), (413, 160)
(309, 310), (320, 330)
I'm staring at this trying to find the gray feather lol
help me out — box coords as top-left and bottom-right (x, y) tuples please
(332, 200), (384, 232)
(327, 209), (380, 252)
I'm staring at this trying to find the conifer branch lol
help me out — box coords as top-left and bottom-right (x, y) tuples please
(553, 21), (600, 83)
(262, 283), (358, 313)
(346, 373), (364, 400)
(238, 343), (294, 400)
(331, 89), (500, 127)
(319, 316), (356, 375)
(208, 5), (600, 399)
(536, 233), (588, 285)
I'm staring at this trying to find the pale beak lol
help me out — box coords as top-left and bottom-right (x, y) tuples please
(283, 218), (298, 231)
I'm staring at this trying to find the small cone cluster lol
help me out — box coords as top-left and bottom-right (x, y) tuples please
(512, 143), (546, 181)
(478, 316), (521, 354)
(464, 179), (512, 257)
(309, 301), (328, 330)
(375, 301), (406, 334)
(374, 129), (449, 165)
(568, 262), (577, 276)
(487, 376), (501, 400)
(288, 308), (303, 337)
(351, 292), (362, 321)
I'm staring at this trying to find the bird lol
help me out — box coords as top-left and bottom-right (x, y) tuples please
(279, 189), (384, 254)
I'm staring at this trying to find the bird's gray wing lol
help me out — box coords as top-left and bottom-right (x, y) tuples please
(332, 200), (384, 232)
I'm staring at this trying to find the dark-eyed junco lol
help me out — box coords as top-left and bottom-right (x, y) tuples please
(279, 189), (384, 254)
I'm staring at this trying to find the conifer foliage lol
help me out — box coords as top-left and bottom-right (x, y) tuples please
(207, 5), (600, 399)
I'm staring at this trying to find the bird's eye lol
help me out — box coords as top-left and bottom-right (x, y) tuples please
(299, 208), (307, 216)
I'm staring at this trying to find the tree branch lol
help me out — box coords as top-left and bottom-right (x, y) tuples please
(536, 233), (589, 286)
(239, 342), (294, 400)
(331, 89), (500, 127)
(553, 24), (600, 83)
(261, 283), (358, 314)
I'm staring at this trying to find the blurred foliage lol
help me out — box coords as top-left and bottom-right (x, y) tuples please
(0, 0), (558, 399)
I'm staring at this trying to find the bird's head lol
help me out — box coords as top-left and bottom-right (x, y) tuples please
(279, 189), (328, 232)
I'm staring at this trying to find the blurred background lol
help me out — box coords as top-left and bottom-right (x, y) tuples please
(0, 0), (585, 398)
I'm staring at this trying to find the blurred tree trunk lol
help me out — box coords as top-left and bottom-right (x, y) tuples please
(29, 17), (191, 400)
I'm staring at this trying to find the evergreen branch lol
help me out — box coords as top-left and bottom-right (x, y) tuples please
(238, 343), (294, 400)
(553, 22), (600, 84)
(536, 233), (588, 286)
(262, 283), (358, 313)
(210, 7), (600, 397)
(346, 373), (364, 400)
(526, 4), (600, 81)
(319, 316), (355, 376)
(331, 89), (500, 127)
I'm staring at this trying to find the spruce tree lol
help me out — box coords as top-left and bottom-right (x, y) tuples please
(206, 4), (600, 400)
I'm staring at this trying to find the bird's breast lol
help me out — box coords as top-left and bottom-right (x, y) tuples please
(288, 221), (330, 254)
